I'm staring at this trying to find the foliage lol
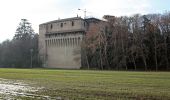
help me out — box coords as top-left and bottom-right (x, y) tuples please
(0, 19), (41, 68)
(83, 12), (170, 71)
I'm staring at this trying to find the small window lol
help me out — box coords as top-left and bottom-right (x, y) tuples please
(72, 21), (74, 26)
(60, 23), (63, 27)
(51, 24), (53, 29)
(84, 22), (86, 27)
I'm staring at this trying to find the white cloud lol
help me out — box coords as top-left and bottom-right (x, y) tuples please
(81, 0), (152, 18)
(0, 0), (65, 42)
(0, 0), (153, 42)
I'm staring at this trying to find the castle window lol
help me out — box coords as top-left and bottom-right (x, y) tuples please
(51, 24), (53, 29)
(71, 21), (74, 26)
(60, 23), (63, 27)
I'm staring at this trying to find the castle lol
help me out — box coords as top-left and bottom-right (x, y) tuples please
(39, 17), (100, 69)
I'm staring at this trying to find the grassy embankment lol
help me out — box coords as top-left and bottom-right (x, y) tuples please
(0, 68), (170, 100)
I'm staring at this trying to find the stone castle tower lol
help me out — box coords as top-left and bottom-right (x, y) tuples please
(39, 17), (86, 69)
(39, 17), (100, 69)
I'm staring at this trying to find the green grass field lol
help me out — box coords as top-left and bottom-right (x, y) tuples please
(0, 68), (170, 100)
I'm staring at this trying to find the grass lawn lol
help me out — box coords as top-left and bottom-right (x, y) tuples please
(0, 68), (170, 100)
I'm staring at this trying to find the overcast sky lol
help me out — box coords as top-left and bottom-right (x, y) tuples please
(0, 0), (170, 42)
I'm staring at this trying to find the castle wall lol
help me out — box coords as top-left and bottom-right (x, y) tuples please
(39, 24), (47, 67)
(45, 18), (87, 33)
(39, 17), (86, 69)
(45, 33), (83, 69)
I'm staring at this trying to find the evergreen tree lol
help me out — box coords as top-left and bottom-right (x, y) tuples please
(0, 19), (41, 68)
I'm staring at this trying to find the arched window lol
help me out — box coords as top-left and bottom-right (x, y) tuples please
(71, 21), (74, 26)
(51, 24), (53, 29)
(60, 23), (63, 27)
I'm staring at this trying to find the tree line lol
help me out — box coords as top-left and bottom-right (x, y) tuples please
(0, 19), (41, 68)
(82, 12), (170, 71)
(0, 13), (170, 70)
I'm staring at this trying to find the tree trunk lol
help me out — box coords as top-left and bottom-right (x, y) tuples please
(121, 33), (127, 70)
(104, 41), (110, 69)
(164, 36), (169, 70)
(140, 44), (148, 71)
(154, 34), (158, 71)
(132, 55), (137, 70)
(85, 50), (90, 69)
